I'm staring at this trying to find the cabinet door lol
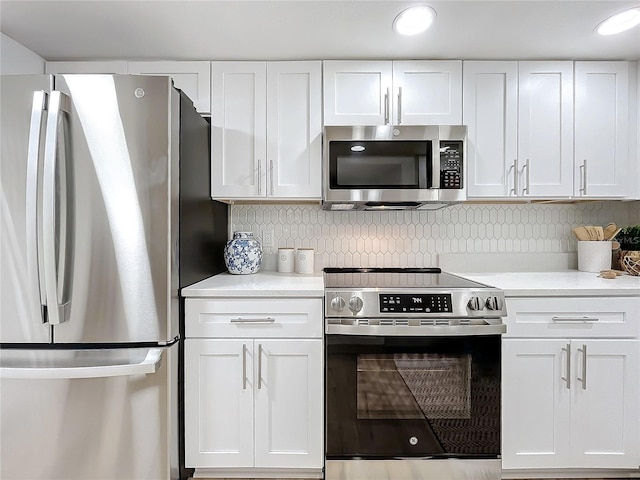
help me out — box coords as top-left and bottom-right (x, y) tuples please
(184, 339), (254, 468)
(323, 60), (392, 126)
(266, 61), (322, 199)
(393, 60), (462, 125)
(211, 62), (266, 198)
(574, 62), (629, 198)
(463, 61), (518, 198)
(45, 61), (128, 74)
(502, 339), (571, 469)
(127, 61), (211, 114)
(518, 62), (574, 197)
(570, 339), (640, 468)
(254, 339), (323, 469)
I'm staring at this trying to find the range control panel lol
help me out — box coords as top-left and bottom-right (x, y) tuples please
(380, 294), (452, 313)
(439, 140), (463, 190)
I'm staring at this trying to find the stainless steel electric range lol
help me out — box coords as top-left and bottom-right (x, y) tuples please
(323, 267), (507, 480)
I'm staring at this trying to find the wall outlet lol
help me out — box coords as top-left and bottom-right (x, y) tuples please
(262, 228), (274, 249)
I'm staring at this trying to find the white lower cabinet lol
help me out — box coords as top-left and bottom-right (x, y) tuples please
(502, 338), (639, 469)
(184, 296), (324, 477)
(185, 338), (323, 470)
(501, 297), (640, 473)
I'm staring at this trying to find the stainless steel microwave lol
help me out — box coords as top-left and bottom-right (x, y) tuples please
(322, 125), (467, 210)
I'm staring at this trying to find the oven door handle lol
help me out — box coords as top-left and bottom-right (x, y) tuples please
(325, 323), (507, 336)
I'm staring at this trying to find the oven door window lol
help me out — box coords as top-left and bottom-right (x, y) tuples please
(329, 140), (431, 189)
(326, 335), (501, 459)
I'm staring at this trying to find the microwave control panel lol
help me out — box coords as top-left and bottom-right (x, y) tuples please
(439, 140), (463, 189)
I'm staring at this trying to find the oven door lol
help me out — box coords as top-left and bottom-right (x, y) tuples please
(325, 333), (501, 459)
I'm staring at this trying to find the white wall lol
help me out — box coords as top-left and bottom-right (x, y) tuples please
(1, 33), (45, 74)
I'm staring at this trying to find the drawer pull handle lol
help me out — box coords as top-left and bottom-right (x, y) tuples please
(258, 343), (263, 390)
(561, 343), (571, 390)
(551, 316), (599, 323)
(577, 344), (587, 390)
(230, 317), (275, 324)
(242, 344), (247, 390)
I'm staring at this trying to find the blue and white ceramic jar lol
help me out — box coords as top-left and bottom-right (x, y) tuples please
(223, 231), (263, 275)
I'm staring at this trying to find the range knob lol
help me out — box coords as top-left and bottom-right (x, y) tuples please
(348, 295), (364, 314)
(330, 295), (346, 312)
(485, 296), (504, 311)
(467, 296), (482, 311)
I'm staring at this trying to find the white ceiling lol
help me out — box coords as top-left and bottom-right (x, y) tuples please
(1, 0), (639, 62)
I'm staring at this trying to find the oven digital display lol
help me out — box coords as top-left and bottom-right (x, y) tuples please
(379, 294), (452, 313)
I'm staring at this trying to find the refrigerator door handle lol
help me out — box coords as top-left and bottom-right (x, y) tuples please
(26, 91), (48, 322)
(42, 90), (74, 325)
(0, 348), (163, 379)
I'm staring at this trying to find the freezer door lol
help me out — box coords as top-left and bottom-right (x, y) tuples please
(0, 75), (53, 343)
(51, 75), (180, 344)
(0, 344), (179, 480)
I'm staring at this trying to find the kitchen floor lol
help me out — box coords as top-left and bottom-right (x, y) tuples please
(206, 477), (635, 480)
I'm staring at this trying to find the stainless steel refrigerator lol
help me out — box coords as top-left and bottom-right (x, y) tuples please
(0, 74), (228, 480)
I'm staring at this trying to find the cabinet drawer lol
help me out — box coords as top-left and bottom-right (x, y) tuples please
(185, 298), (323, 338)
(504, 297), (640, 338)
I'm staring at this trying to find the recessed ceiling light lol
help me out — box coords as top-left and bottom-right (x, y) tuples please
(596, 7), (640, 35)
(393, 5), (436, 36)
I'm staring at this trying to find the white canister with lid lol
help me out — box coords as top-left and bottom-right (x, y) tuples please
(296, 248), (315, 274)
(277, 247), (295, 273)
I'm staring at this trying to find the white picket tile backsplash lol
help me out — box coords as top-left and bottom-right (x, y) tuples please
(230, 201), (638, 268)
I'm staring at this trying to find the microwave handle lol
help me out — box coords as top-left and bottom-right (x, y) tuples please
(430, 141), (440, 189)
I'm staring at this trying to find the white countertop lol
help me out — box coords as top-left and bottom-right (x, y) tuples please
(459, 270), (640, 297)
(182, 268), (640, 298)
(181, 271), (324, 298)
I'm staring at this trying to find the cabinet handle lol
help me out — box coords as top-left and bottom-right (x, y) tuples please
(577, 344), (587, 390)
(397, 87), (402, 124)
(509, 159), (518, 196)
(522, 159), (530, 195)
(551, 316), (599, 323)
(270, 160), (274, 196)
(242, 344), (247, 390)
(257, 343), (263, 390)
(257, 160), (262, 195)
(579, 160), (587, 195)
(561, 343), (571, 389)
(384, 87), (390, 124)
(230, 317), (275, 324)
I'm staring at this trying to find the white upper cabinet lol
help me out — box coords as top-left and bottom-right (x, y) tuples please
(463, 61), (518, 198)
(211, 62), (266, 199)
(518, 61), (574, 198)
(211, 61), (322, 200)
(323, 60), (462, 126)
(266, 62), (322, 199)
(46, 61), (129, 74)
(392, 61), (462, 125)
(323, 61), (391, 125)
(574, 61), (630, 198)
(127, 61), (211, 114)
(47, 60), (211, 114)
(464, 61), (574, 198)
